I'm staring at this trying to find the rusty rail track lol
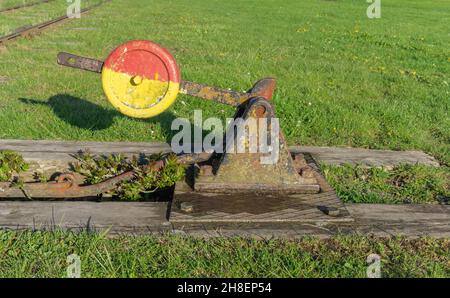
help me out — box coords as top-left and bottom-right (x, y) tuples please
(0, 0), (111, 45)
(0, 0), (54, 13)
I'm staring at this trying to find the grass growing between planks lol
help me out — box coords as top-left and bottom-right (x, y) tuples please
(0, 230), (448, 278)
(0, 150), (28, 181)
(322, 164), (450, 204)
(72, 151), (185, 200)
(0, 149), (186, 201)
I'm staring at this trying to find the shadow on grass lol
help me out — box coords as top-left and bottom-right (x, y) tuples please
(19, 94), (209, 144)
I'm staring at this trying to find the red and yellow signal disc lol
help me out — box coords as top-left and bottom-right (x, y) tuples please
(101, 40), (181, 118)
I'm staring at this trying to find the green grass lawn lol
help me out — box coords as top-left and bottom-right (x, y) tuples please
(0, 231), (448, 278)
(323, 163), (449, 204)
(0, 0), (41, 11)
(0, 0), (448, 164)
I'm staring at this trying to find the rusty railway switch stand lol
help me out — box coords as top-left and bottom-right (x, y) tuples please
(57, 40), (351, 224)
(193, 97), (321, 194)
(0, 40), (352, 225)
(172, 97), (351, 223)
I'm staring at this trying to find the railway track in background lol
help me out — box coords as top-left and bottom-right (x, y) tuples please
(0, 0), (54, 13)
(0, 0), (111, 45)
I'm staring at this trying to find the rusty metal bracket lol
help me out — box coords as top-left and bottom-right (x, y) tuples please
(193, 97), (321, 194)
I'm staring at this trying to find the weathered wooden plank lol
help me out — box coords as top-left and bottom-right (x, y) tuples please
(290, 146), (439, 167)
(345, 203), (450, 224)
(0, 139), (171, 155)
(0, 201), (170, 233)
(173, 203), (450, 239)
(0, 140), (439, 170)
(170, 168), (352, 224)
(0, 201), (448, 238)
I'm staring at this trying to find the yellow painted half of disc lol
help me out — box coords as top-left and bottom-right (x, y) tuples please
(102, 68), (179, 118)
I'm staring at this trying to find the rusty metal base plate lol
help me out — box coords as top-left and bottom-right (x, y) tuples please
(171, 168), (353, 224)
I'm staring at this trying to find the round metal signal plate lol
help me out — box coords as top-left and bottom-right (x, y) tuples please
(101, 40), (180, 118)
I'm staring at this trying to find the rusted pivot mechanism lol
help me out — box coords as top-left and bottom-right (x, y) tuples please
(193, 97), (320, 194)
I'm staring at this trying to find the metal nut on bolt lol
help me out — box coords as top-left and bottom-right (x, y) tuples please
(322, 206), (340, 217)
(300, 167), (315, 178)
(293, 153), (308, 170)
(180, 202), (193, 213)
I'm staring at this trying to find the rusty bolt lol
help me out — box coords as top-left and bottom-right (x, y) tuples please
(294, 153), (305, 162)
(293, 153), (308, 170)
(255, 105), (267, 118)
(131, 75), (143, 85)
(322, 206), (340, 217)
(300, 167), (315, 178)
(56, 173), (76, 184)
(180, 202), (193, 213)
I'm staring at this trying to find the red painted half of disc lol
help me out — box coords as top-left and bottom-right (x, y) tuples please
(103, 40), (180, 83)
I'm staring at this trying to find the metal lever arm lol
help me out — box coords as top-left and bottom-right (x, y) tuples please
(57, 52), (276, 104)
(57, 52), (104, 73)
